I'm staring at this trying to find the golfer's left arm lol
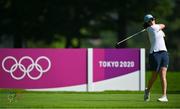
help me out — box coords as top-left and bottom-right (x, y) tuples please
(158, 24), (165, 30)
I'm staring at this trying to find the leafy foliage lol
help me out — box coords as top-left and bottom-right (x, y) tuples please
(0, 0), (179, 70)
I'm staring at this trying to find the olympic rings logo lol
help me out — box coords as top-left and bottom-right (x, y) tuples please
(1, 56), (51, 80)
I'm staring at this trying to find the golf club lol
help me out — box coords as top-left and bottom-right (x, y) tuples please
(116, 29), (146, 45)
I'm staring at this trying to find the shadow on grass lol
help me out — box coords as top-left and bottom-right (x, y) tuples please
(167, 90), (180, 94)
(82, 99), (143, 102)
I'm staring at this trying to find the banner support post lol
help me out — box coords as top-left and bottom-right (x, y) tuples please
(87, 48), (93, 92)
(140, 48), (145, 91)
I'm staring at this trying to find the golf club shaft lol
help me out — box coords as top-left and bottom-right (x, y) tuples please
(117, 29), (146, 45)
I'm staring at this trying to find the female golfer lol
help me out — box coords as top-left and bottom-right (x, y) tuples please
(143, 14), (169, 102)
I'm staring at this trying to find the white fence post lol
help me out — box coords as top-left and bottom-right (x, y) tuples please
(87, 48), (93, 92)
(140, 48), (145, 91)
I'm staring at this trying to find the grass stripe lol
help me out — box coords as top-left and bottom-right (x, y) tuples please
(0, 72), (180, 108)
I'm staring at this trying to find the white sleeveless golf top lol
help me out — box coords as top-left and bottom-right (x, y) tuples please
(147, 24), (167, 54)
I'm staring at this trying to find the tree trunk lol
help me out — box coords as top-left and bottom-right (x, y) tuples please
(65, 35), (72, 48)
(13, 33), (23, 48)
(116, 13), (127, 48)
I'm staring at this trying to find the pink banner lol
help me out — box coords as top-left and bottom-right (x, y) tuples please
(93, 49), (140, 82)
(0, 49), (87, 89)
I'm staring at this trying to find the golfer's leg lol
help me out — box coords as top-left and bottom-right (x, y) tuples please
(147, 72), (158, 91)
(160, 67), (167, 96)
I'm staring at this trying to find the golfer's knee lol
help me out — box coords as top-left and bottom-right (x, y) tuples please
(161, 67), (167, 72)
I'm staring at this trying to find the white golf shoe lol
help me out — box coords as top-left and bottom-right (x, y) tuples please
(158, 96), (168, 102)
(144, 88), (150, 101)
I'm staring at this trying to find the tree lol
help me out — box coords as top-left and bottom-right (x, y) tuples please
(0, 0), (174, 48)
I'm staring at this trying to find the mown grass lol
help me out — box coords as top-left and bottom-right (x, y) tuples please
(146, 71), (180, 94)
(0, 71), (180, 109)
